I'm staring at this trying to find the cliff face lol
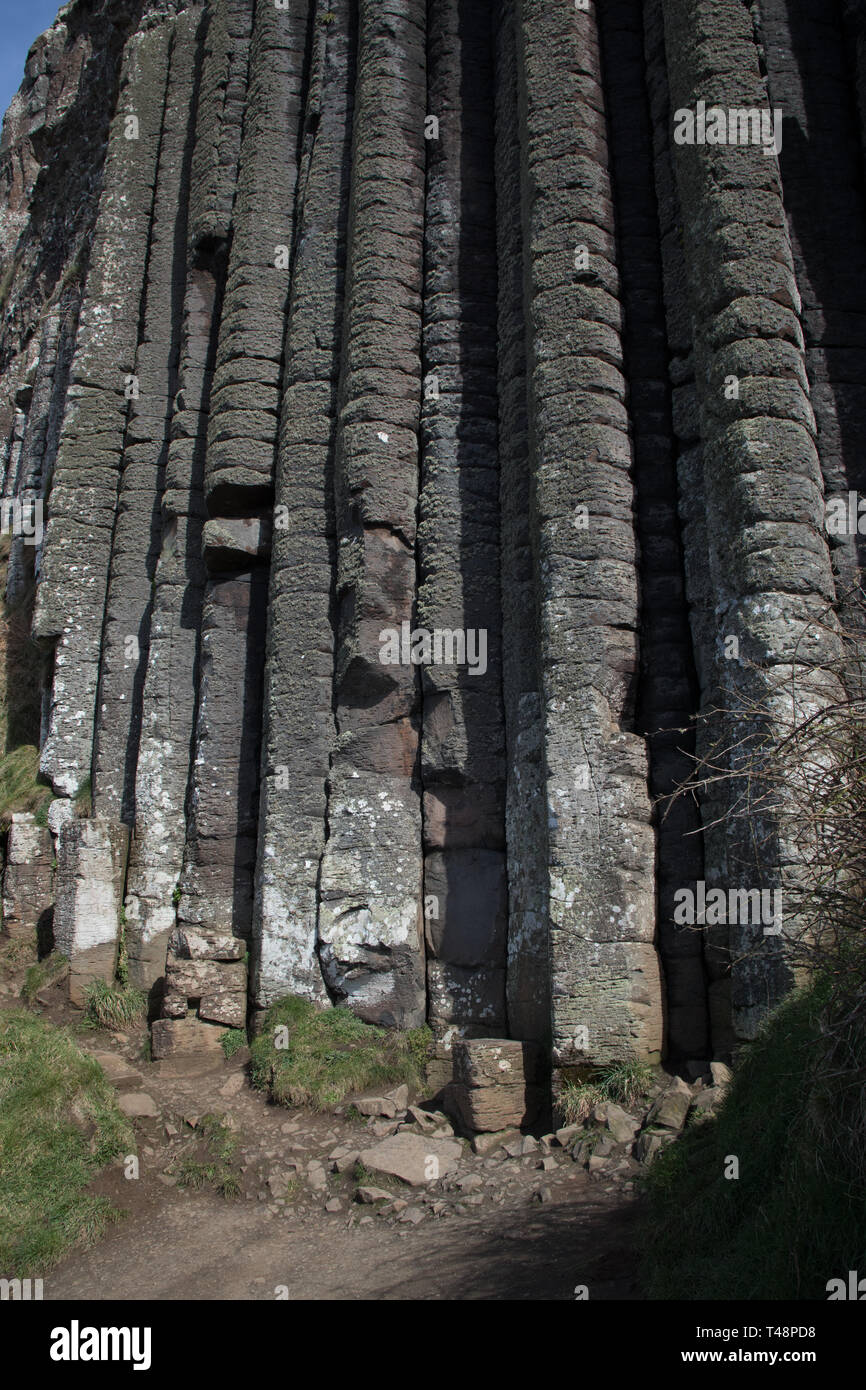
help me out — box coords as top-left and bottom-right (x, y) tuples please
(2, 0), (865, 1075)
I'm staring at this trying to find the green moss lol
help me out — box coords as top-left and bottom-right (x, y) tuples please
(250, 995), (431, 1112)
(0, 1011), (134, 1274)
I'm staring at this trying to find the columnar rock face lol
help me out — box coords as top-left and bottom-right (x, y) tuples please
(1, 0), (861, 1071)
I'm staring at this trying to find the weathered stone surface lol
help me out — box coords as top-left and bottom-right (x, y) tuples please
(452, 1038), (543, 1090)
(645, 1076), (693, 1132)
(449, 1082), (543, 1135)
(1, 814), (53, 940)
(151, 1015), (228, 1060)
(358, 1133), (463, 1187)
(52, 817), (129, 1006)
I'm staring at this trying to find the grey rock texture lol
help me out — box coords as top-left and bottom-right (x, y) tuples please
(0, 0), (859, 1077)
(52, 816), (129, 1005)
(1, 814), (53, 940)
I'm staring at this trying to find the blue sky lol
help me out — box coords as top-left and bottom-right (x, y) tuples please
(0, 1), (64, 120)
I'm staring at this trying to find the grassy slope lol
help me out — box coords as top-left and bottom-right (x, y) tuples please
(0, 1010), (134, 1275)
(641, 980), (866, 1300)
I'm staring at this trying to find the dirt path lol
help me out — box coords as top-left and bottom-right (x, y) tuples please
(46, 1184), (639, 1301)
(2, 960), (642, 1301)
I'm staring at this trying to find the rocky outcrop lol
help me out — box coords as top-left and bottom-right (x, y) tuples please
(1, 0), (862, 1080)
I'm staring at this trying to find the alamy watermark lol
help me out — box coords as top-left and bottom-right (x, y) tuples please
(673, 100), (783, 157)
(674, 881), (782, 935)
(0, 497), (42, 546)
(825, 491), (866, 536)
(379, 621), (487, 676)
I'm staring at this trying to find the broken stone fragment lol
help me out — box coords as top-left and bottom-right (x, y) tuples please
(163, 954), (247, 1030)
(603, 1103), (640, 1145)
(357, 1133), (463, 1187)
(117, 1092), (159, 1119)
(169, 927), (246, 962)
(710, 1061), (733, 1089)
(645, 1076), (693, 1131)
(634, 1130), (675, 1165)
(202, 515), (271, 571)
(355, 1185), (392, 1204)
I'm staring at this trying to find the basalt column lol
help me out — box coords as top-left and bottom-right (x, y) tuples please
(758, 0), (866, 593)
(92, 12), (200, 825)
(643, 0), (726, 1052)
(124, 2), (228, 993)
(173, 0), (296, 1022)
(419, 0), (507, 1040)
(514, 0), (663, 1068)
(598, 0), (709, 1059)
(493, 0), (548, 1050)
(662, 0), (844, 1042)
(252, 0), (356, 1011)
(317, 0), (428, 1028)
(33, 23), (172, 799)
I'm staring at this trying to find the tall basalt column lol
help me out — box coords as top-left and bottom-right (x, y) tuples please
(419, 0), (506, 1040)
(93, 12), (199, 825)
(598, 0), (708, 1059)
(494, 0), (548, 1051)
(205, 0), (308, 513)
(124, 5), (225, 995)
(758, 0), (866, 592)
(187, 0), (254, 250)
(5, 308), (69, 608)
(123, 254), (215, 995)
(662, 0), (844, 1042)
(318, 0), (428, 1029)
(514, 0), (662, 1067)
(644, 0), (727, 1052)
(33, 23), (172, 799)
(176, 0), (307, 977)
(253, 0), (356, 1011)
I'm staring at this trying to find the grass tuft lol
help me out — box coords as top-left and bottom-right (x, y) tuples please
(250, 994), (431, 1112)
(0, 745), (53, 831)
(220, 1028), (247, 1060)
(558, 1059), (655, 1125)
(84, 978), (147, 1030)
